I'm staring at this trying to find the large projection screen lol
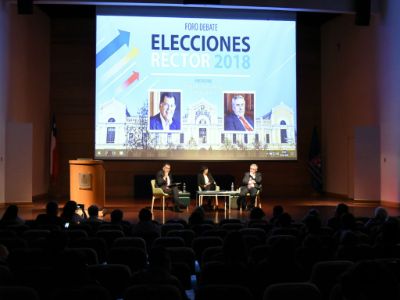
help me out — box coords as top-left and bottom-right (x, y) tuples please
(95, 7), (297, 160)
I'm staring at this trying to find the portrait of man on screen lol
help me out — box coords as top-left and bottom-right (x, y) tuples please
(149, 91), (181, 131)
(224, 93), (255, 131)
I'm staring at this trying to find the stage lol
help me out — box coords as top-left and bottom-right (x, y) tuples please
(1, 196), (395, 225)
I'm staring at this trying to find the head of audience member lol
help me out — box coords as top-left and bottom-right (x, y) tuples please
(46, 201), (59, 217)
(340, 213), (356, 231)
(110, 209), (124, 224)
(0, 205), (20, 223)
(272, 205), (284, 219)
(334, 203), (349, 217)
(188, 206), (205, 226)
(223, 231), (247, 264)
(373, 206), (388, 222)
(159, 92), (176, 123)
(303, 214), (322, 234)
(200, 166), (209, 175)
(231, 95), (246, 118)
(276, 212), (292, 227)
(138, 208), (152, 223)
(340, 260), (400, 300)
(61, 200), (78, 221)
(339, 230), (359, 247)
(249, 207), (266, 221)
(148, 246), (172, 272)
(88, 205), (99, 218)
(307, 208), (320, 217)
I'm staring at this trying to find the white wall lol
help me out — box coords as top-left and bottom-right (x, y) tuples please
(5, 122), (32, 203)
(0, 1), (9, 204)
(321, 14), (379, 198)
(354, 126), (380, 200)
(377, 0), (400, 204)
(6, 4), (50, 200)
(322, 0), (400, 204)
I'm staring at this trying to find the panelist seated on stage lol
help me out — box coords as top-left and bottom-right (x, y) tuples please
(156, 162), (183, 213)
(224, 94), (254, 131)
(237, 163), (262, 210)
(197, 166), (216, 210)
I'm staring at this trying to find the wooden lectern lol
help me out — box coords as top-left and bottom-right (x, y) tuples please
(69, 159), (105, 208)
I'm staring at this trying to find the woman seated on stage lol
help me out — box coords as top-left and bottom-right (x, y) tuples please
(197, 166), (216, 210)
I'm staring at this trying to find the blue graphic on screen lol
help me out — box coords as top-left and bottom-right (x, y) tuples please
(95, 15), (297, 160)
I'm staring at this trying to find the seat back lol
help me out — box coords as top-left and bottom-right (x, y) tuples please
(87, 264), (132, 299)
(151, 179), (169, 197)
(263, 282), (321, 300)
(151, 179), (157, 192)
(124, 284), (182, 300)
(195, 284), (253, 300)
(310, 260), (354, 299)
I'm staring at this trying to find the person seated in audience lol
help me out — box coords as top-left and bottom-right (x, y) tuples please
(60, 200), (84, 225)
(131, 208), (160, 236)
(275, 212), (293, 228)
(35, 201), (64, 227)
(82, 204), (103, 230)
(327, 202), (349, 231)
(188, 206), (206, 226)
(110, 209), (131, 227)
(248, 207), (268, 225)
(223, 231), (248, 265)
(365, 206), (388, 234)
(129, 246), (189, 300)
(301, 209), (322, 236)
(269, 205), (284, 225)
(338, 260), (400, 300)
(252, 231), (306, 299)
(0, 204), (24, 227)
(374, 217), (400, 247)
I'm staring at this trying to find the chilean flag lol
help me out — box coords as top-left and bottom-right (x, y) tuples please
(50, 115), (59, 182)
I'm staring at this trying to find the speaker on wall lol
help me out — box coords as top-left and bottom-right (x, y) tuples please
(355, 0), (371, 26)
(17, 0), (33, 15)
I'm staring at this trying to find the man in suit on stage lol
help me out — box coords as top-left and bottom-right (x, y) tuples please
(156, 162), (182, 212)
(150, 92), (180, 130)
(224, 94), (254, 131)
(237, 163), (262, 210)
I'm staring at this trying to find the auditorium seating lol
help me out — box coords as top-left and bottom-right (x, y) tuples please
(0, 207), (400, 300)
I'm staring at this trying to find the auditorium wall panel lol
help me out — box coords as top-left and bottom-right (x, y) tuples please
(6, 5), (50, 199)
(321, 14), (379, 199)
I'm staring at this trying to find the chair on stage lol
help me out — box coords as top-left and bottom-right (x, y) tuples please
(197, 185), (220, 207)
(239, 185), (262, 208)
(150, 179), (173, 214)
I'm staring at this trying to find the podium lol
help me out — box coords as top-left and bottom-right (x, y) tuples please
(69, 159), (105, 208)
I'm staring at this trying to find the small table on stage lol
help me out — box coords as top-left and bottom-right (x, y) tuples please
(197, 190), (239, 212)
(178, 191), (191, 211)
